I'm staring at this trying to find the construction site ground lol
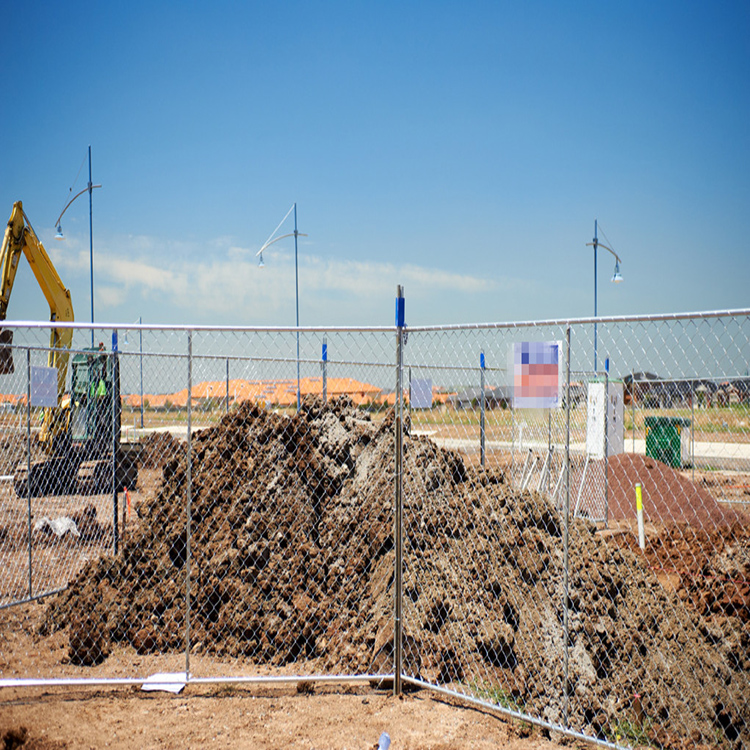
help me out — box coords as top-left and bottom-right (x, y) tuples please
(0, 676), (574, 750)
(0, 402), (748, 749)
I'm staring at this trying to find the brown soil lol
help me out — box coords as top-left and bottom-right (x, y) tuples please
(605, 453), (748, 527)
(0, 681), (575, 750)
(138, 430), (184, 470)
(2, 398), (749, 748)
(0, 431), (42, 475)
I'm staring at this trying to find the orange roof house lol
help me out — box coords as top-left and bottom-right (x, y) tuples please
(122, 377), (385, 410)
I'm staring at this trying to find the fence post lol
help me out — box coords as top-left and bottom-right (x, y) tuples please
(563, 325), (571, 727)
(26, 347), (32, 599)
(480, 351), (486, 466)
(547, 409), (552, 495)
(691, 380), (695, 480)
(112, 331), (119, 555)
(604, 360), (609, 528)
(394, 286), (405, 696)
(631, 369), (636, 453)
(408, 367), (412, 417)
(186, 330), (193, 679)
(226, 358), (230, 414)
(321, 338), (328, 402)
(139, 320), (144, 429)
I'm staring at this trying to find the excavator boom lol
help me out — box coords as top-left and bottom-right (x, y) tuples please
(0, 200), (139, 497)
(0, 201), (74, 445)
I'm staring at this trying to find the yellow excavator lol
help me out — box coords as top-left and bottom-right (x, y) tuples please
(0, 201), (138, 496)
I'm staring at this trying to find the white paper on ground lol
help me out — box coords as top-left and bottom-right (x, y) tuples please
(141, 672), (188, 694)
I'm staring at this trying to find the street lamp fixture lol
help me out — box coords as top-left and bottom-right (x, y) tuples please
(255, 203), (308, 411)
(585, 220), (624, 371)
(53, 145), (101, 348)
(611, 260), (623, 283)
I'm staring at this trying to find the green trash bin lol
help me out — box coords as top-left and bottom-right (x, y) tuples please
(644, 416), (691, 468)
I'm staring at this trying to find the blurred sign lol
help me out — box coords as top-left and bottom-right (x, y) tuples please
(511, 341), (561, 409)
(30, 366), (58, 407)
(411, 378), (433, 409)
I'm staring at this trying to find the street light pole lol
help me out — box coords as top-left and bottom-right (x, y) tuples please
(593, 220), (599, 372)
(54, 145), (101, 348)
(256, 204), (308, 412)
(88, 146), (94, 348)
(138, 317), (144, 429)
(586, 220), (623, 372)
(293, 204), (301, 411)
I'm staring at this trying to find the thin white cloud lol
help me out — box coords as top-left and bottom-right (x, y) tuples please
(97, 285), (128, 308)
(85, 234), (499, 323)
(103, 256), (190, 298)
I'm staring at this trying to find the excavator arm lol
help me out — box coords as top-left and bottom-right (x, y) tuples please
(0, 201), (74, 447)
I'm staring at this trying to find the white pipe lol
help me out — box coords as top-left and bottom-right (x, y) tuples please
(0, 673), (390, 689)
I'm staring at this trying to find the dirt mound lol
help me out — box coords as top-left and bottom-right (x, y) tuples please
(611, 509), (750, 625)
(606, 453), (747, 527)
(0, 431), (42, 476)
(41, 398), (749, 747)
(138, 431), (184, 469)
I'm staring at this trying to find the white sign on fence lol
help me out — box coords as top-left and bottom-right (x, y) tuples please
(411, 378), (433, 409)
(586, 381), (624, 460)
(30, 366), (58, 407)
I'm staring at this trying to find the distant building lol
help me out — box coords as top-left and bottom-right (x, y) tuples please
(449, 386), (512, 410)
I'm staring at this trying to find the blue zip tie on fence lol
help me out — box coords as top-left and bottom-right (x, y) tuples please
(395, 296), (405, 328)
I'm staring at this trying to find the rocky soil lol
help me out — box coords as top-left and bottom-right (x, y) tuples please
(138, 430), (184, 470)
(39, 398), (749, 748)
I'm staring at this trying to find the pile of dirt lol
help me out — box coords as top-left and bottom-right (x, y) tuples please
(0, 431), (42, 476)
(41, 398), (749, 747)
(606, 453), (747, 527)
(612, 519), (750, 623)
(137, 431), (184, 469)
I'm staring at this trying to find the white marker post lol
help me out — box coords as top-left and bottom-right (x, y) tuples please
(636, 482), (646, 550)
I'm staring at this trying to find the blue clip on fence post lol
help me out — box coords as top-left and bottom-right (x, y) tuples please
(395, 293), (405, 328)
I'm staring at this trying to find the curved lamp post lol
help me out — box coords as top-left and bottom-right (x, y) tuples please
(585, 220), (623, 371)
(54, 145), (102, 347)
(255, 203), (308, 411)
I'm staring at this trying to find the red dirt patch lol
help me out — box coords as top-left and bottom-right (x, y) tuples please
(606, 453), (748, 527)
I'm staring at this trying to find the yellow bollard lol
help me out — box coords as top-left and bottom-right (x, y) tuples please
(636, 482), (645, 549)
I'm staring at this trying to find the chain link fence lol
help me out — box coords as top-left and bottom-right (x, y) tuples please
(0, 308), (748, 749)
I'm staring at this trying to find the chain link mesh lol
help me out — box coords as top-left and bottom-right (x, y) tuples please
(0, 314), (748, 749)
(403, 315), (749, 748)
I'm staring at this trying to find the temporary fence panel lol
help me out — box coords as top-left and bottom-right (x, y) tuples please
(0, 310), (748, 750)
(402, 313), (750, 748)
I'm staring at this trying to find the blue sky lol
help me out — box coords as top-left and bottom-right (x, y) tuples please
(3, 1), (749, 328)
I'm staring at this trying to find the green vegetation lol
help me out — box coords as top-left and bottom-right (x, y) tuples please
(606, 716), (655, 748)
(467, 679), (525, 713)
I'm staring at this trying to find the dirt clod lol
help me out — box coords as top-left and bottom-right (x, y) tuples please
(2, 726), (27, 750)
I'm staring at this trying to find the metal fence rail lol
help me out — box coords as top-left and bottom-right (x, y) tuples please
(0, 307), (748, 750)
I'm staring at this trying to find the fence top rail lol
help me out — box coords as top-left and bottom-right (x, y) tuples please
(1, 320), (396, 334)
(2, 307), (750, 334)
(406, 308), (750, 332)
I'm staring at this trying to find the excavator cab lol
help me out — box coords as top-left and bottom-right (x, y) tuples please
(69, 346), (121, 454)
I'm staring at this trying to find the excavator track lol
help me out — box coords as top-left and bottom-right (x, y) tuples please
(14, 443), (142, 498)
(13, 456), (79, 498)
